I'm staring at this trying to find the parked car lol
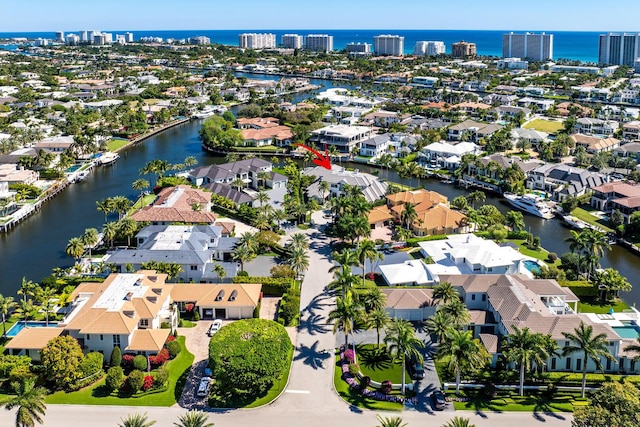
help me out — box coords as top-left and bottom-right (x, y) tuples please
(407, 355), (425, 380)
(207, 319), (223, 336)
(197, 377), (211, 397)
(432, 390), (447, 410)
(203, 367), (212, 377)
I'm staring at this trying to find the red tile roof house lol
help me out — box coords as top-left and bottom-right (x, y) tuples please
(130, 185), (219, 225)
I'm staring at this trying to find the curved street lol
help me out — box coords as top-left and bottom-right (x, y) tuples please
(1, 212), (573, 426)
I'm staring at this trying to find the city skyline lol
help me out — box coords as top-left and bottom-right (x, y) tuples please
(3, 0), (640, 32)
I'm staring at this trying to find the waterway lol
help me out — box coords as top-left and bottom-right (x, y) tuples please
(1, 75), (639, 307)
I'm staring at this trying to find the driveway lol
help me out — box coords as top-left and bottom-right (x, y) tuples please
(177, 320), (215, 410)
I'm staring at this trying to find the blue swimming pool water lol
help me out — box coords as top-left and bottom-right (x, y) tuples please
(613, 326), (640, 339)
(523, 260), (541, 274)
(6, 321), (59, 337)
(65, 164), (81, 173)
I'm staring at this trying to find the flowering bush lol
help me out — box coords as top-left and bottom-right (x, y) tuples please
(348, 363), (360, 376)
(148, 348), (170, 368)
(142, 375), (154, 391)
(121, 354), (135, 368)
(185, 303), (195, 313)
(165, 335), (175, 343)
(344, 349), (355, 363)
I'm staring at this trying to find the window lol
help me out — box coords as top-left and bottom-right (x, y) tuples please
(86, 334), (90, 340)
(113, 335), (120, 347)
(632, 360), (636, 372)
(190, 265), (198, 271)
(551, 358), (556, 370)
(565, 358), (571, 370)
(100, 334), (104, 341)
(606, 358), (612, 371)
(139, 319), (149, 327)
(564, 341), (570, 347)
(471, 294), (476, 301)
(576, 359), (582, 371)
(482, 295), (486, 301)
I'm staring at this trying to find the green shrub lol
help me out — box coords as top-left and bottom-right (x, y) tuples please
(237, 270), (249, 277)
(80, 352), (104, 377)
(110, 346), (122, 367)
(8, 364), (35, 384)
(0, 355), (31, 378)
(105, 366), (124, 392)
(165, 340), (181, 358)
(507, 230), (530, 240)
(194, 310), (201, 321)
(278, 290), (300, 326)
(406, 234), (447, 247)
(155, 366), (169, 387)
(133, 355), (147, 371)
(232, 276), (293, 296)
(160, 322), (171, 329)
(127, 369), (145, 393)
(253, 302), (261, 318)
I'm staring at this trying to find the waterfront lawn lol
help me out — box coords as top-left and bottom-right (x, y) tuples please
(571, 207), (614, 233)
(107, 138), (129, 152)
(578, 299), (630, 314)
(506, 239), (561, 266)
(449, 390), (576, 413)
(46, 336), (194, 406)
(523, 119), (564, 134)
(130, 194), (157, 212)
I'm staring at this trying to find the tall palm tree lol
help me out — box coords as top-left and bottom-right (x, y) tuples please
(562, 321), (616, 398)
(65, 237), (84, 264)
(375, 414), (407, 427)
(384, 318), (424, 395)
(361, 287), (387, 313)
(329, 248), (358, 274)
(132, 178), (150, 201)
(118, 412), (156, 427)
(328, 291), (361, 347)
(213, 264), (226, 283)
(441, 417), (476, 427)
(231, 177), (245, 192)
(502, 326), (549, 397)
(432, 281), (458, 305)
(564, 229), (587, 277)
(582, 229), (611, 279)
(400, 202), (418, 231)
(288, 247), (310, 278)
(328, 267), (359, 298)
(272, 209), (287, 229)
(183, 156), (198, 170)
(319, 179), (331, 202)
(35, 287), (55, 326)
(0, 294), (17, 338)
(425, 310), (454, 344)
(102, 222), (118, 248)
(438, 329), (488, 394)
(466, 190), (486, 209)
(440, 299), (471, 327)
(624, 335), (640, 361)
(232, 244), (255, 272)
(17, 278), (36, 305)
(256, 190), (270, 213)
(81, 227), (99, 261)
(287, 233), (309, 251)
(355, 239), (380, 286)
(367, 308), (390, 347)
(505, 211), (525, 232)
(236, 231), (258, 254)
(118, 218), (138, 247)
(173, 410), (214, 427)
(0, 379), (47, 427)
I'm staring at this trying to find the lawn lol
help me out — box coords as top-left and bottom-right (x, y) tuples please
(333, 351), (403, 412)
(356, 344), (411, 385)
(571, 207), (614, 233)
(449, 390), (577, 413)
(505, 239), (560, 266)
(523, 119), (564, 133)
(46, 336), (194, 406)
(578, 299), (630, 314)
(130, 194), (157, 212)
(107, 138), (130, 152)
(245, 345), (294, 408)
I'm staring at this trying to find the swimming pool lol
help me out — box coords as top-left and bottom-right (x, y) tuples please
(6, 321), (59, 338)
(523, 260), (541, 274)
(65, 164), (82, 173)
(613, 325), (640, 339)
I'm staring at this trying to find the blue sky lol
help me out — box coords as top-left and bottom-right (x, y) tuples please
(3, 0), (640, 32)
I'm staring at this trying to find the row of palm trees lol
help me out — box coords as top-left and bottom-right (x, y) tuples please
(564, 228), (612, 279)
(231, 231), (311, 278)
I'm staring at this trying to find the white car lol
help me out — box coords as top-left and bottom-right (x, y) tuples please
(207, 319), (223, 336)
(197, 377), (211, 397)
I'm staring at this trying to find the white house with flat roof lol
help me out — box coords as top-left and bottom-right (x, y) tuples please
(310, 124), (373, 153)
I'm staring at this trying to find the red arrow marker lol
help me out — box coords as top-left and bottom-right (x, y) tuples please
(294, 144), (332, 170)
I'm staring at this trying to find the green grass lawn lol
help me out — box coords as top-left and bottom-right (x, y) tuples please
(107, 138), (130, 152)
(130, 194), (157, 212)
(505, 239), (561, 266)
(245, 345), (294, 408)
(46, 336), (194, 406)
(450, 390), (576, 412)
(578, 299), (630, 314)
(333, 351), (403, 412)
(356, 345), (411, 385)
(523, 119), (564, 133)
(571, 207), (614, 233)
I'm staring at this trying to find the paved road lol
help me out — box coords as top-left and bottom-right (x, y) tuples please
(0, 212), (573, 426)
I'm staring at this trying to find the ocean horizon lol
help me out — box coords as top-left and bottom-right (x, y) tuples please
(0, 29), (606, 63)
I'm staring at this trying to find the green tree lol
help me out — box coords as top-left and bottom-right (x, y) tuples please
(105, 366), (124, 392)
(564, 229), (587, 277)
(502, 326), (549, 397)
(505, 211), (525, 232)
(432, 281), (458, 305)
(361, 287), (387, 314)
(439, 299), (471, 327)
(425, 310), (454, 344)
(366, 308), (390, 347)
(102, 221), (118, 249)
(81, 227), (99, 261)
(384, 318), (424, 395)
(0, 379), (47, 427)
(34, 287), (55, 326)
(0, 294), (17, 337)
(118, 217), (138, 247)
(118, 412), (156, 427)
(287, 246), (310, 278)
(573, 381), (640, 427)
(466, 190), (486, 209)
(132, 178), (150, 200)
(400, 202), (418, 231)
(355, 239), (382, 287)
(41, 335), (84, 390)
(441, 417), (476, 427)
(110, 346), (122, 367)
(438, 329), (488, 394)
(65, 237), (84, 264)
(173, 410), (214, 427)
(232, 244), (255, 272)
(593, 268), (632, 302)
(328, 267), (359, 298)
(375, 414), (407, 427)
(213, 264), (226, 282)
(286, 232), (309, 251)
(329, 291), (361, 347)
(562, 321), (616, 398)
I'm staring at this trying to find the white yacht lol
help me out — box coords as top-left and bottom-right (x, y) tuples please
(503, 193), (555, 219)
(98, 152), (120, 166)
(193, 105), (227, 119)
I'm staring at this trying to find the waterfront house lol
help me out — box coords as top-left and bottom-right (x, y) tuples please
(527, 163), (606, 201)
(130, 185), (219, 225)
(310, 124), (374, 153)
(382, 288), (437, 321)
(303, 166), (387, 203)
(622, 121), (640, 141)
(590, 181), (640, 222)
(574, 117), (619, 136)
(0, 164), (39, 185)
(570, 133), (620, 154)
(447, 120), (503, 143)
(421, 141), (479, 170)
(170, 282), (261, 320)
(613, 142), (640, 161)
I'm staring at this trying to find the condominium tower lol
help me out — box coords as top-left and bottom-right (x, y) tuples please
(346, 42), (372, 55)
(238, 33), (276, 49)
(502, 32), (553, 61)
(452, 41), (477, 58)
(305, 34), (333, 52)
(281, 34), (303, 49)
(598, 33), (640, 67)
(413, 41), (445, 56)
(374, 34), (404, 56)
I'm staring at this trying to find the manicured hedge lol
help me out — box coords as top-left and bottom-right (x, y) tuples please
(232, 276), (294, 296)
(405, 234), (447, 247)
(544, 372), (640, 386)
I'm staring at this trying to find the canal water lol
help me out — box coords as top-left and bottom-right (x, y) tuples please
(1, 75), (639, 307)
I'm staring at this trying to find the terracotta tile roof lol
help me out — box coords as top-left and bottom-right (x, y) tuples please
(126, 329), (170, 352)
(130, 185), (218, 224)
(413, 204), (467, 232)
(440, 274), (504, 293)
(241, 125), (293, 143)
(4, 328), (64, 350)
(387, 189), (447, 206)
(593, 181), (640, 197)
(214, 221), (235, 236)
(382, 288), (434, 309)
(237, 117), (280, 129)
(368, 205), (394, 224)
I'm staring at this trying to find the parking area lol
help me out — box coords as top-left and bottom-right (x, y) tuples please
(177, 320), (217, 409)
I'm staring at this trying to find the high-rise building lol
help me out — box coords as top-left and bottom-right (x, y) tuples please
(238, 33), (276, 49)
(413, 41), (445, 56)
(55, 31), (64, 42)
(115, 35), (126, 45)
(346, 42), (372, 56)
(502, 32), (553, 61)
(125, 32), (134, 43)
(189, 36), (210, 45)
(373, 34), (404, 56)
(305, 34), (333, 52)
(34, 38), (49, 47)
(79, 31), (90, 43)
(598, 33), (640, 66)
(281, 34), (303, 49)
(65, 34), (80, 45)
(452, 41), (477, 58)
(93, 33), (106, 45)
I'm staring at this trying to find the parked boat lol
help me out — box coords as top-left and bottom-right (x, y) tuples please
(503, 193), (555, 219)
(562, 215), (588, 230)
(74, 171), (89, 182)
(193, 105), (227, 119)
(98, 152), (120, 166)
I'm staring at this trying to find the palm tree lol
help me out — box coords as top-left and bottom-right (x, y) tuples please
(466, 190), (486, 209)
(505, 211), (525, 232)
(0, 379), (47, 427)
(624, 335), (640, 361)
(236, 231), (258, 254)
(582, 229), (612, 279)
(438, 328), (489, 394)
(425, 310), (454, 344)
(118, 218), (138, 247)
(355, 239), (381, 287)
(213, 264), (226, 282)
(65, 237), (84, 264)
(367, 308), (390, 347)
(564, 230), (587, 277)
(132, 178), (150, 201)
(173, 410), (214, 427)
(96, 198), (115, 222)
(400, 202), (418, 231)
(328, 291), (361, 347)
(441, 417), (476, 427)
(328, 267), (359, 298)
(432, 281), (458, 305)
(502, 326), (549, 397)
(273, 209), (287, 229)
(384, 318), (424, 395)
(17, 278), (36, 305)
(112, 195), (133, 220)
(183, 156), (198, 170)
(35, 287), (55, 326)
(375, 414), (407, 427)
(288, 247), (310, 278)
(318, 179), (331, 203)
(0, 294), (17, 338)
(329, 248), (358, 274)
(118, 412), (156, 427)
(562, 321), (616, 398)
(287, 232), (309, 251)
(256, 190), (270, 213)
(81, 227), (99, 261)
(232, 244), (255, 272)
(361, 287), (387, 313)
(231, 177), (245, 192)
(440, 299), (471, 327)
(102, 222), (118, 248)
